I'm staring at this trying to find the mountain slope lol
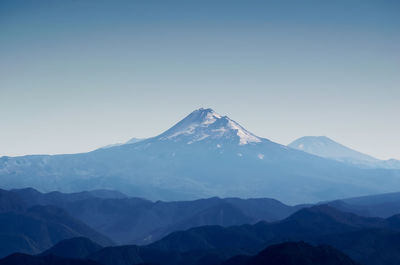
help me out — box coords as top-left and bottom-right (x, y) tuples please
(100, 137), (144, 149)
(1, 108), (400, 204)
(0, 189), (26, 212)
(289, 136), (400, 169)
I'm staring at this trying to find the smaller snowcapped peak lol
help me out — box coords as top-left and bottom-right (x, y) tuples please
(291, 136), (333, 148)
(288, 136), (379, 163)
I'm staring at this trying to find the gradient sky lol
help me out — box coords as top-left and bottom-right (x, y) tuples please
(1, 0), (399, 160)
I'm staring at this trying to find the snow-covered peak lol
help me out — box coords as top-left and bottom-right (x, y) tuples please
(188, 108), (222, 126)
(156, 108), (262, 145)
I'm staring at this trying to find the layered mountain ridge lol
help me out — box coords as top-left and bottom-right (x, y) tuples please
(2, 187), (400, 264)
(3, 204), (398, 265)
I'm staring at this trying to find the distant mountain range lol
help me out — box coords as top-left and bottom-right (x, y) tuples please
(289, 136), (400, 169)
(3, 203), (400, 265)
(1, 108), (400, 204)
(7, 188), (303, 245)
(326, 191), (400, 218)
(2, 187), (400, 253)
(95, 205), (400, 265)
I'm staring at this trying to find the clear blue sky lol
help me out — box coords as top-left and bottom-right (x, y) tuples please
(1, 0), (399, 159)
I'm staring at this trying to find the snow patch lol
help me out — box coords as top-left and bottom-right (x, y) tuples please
(165, 125), (196, 139)
(227, 119), (262, 145)
(187, 134), (210, 144)
(202, 111), (221, 125)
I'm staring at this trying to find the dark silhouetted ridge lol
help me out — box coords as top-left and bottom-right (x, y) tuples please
(0, 253), (102, 265)
(224, 241), (359, 265)
(40, 237), (103, 259)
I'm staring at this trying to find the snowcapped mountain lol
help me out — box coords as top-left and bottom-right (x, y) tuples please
(288, 136), (400, 169)
(1, 108), (400, 204)
(101, 108), (263, 149)
(155, 108), (262, 145)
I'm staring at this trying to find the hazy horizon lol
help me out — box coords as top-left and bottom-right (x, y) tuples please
(1, 0), (399, 159)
